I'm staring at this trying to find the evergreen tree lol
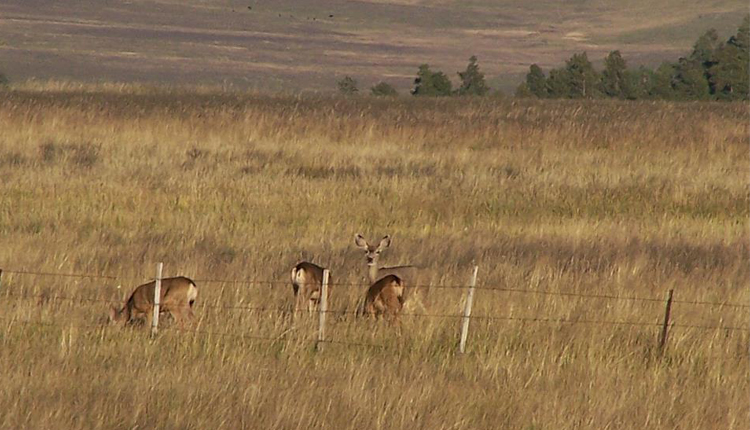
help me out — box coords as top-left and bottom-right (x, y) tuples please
(623, 66), (653, 100)
(337, 76), (359, 95)
(412, 64), (453, 97)
(514, 82), (533, 98)
(513, 17), (749, 101)
(525, 64), (548, 98)
(370, 81), (398, 97)
(672, 57), (711, 100)
(734, 14), (750, 50)
(456, 56), (489, 96)
(513, 82), (534, 99)
(601, 50), (630, 98)
(565, 52), (601, 98)
(690, 29), (721, 66)
(546, 67), (572, 98)
(649, 62), (678, 100)
(709, 16), (749, 100)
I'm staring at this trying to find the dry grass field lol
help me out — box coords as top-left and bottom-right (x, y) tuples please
(0, 83), (748, 429)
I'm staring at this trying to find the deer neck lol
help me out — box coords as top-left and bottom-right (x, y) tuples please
(368, 263), (379, 284)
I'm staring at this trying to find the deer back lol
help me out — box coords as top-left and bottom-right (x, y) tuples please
(291, 262), (331, 297)
(364, 274), (404, 316)
(376, 265), (418, 285)
(124, 276), (197, 316)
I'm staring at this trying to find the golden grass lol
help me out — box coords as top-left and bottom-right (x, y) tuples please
(0, 84), (747, 429)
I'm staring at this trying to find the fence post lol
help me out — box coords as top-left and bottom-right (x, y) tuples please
(658, 289), (674, 353)
(315, 269), (330, 351)
(151, 263), (163, 336)
(459, 266), (479, 354)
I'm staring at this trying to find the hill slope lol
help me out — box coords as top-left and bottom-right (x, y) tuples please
(0, 0), (746, 92)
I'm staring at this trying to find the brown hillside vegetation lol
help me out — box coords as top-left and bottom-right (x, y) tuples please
(0, 0), (747, 91)
(0, 84), (748, 429)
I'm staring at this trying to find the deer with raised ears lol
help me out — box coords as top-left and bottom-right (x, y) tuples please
(109, 276), (198, 328)
(290, 262), (332, 314)
(360, 274), (405, 323)
(354, 234), (427, 313)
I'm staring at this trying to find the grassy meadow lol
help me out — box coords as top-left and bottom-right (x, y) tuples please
(0, 83), (748, 429)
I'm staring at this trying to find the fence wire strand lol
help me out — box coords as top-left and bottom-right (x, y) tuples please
(2, 292), (748, 332)
(1, 267), (748, 337)
(3, 267), (748, 310)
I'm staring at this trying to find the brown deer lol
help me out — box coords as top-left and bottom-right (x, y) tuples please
(354, 234), (427, 313)
(290, 262), (332, 314)
(360, 274), (405, 322)
(109, 276), (198, 328)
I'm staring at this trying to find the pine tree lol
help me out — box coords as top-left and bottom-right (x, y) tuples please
(709, 16), (749, 100)
(672, 57), (711, 100)
(648, 62), (678, 100)
(456, 56), (489, 96)
(565, 52), (601, 98)
(546, 68), (572, 98)
(525, 64), (548, 98)
(601, 50), (630, 98)
(412, 64), (453, 97)
(622, 66), (652, 100)
(514, 82), (533, 98)
(690, 29), (721, 66)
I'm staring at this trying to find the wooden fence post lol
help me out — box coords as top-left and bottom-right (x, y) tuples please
(658, 289), (674, 353)
(151, 263), (163, 336)
(316, 269), (330, 351)
(459, 266), (479, 354)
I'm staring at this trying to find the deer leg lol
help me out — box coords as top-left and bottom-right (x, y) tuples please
(383, 293), (402, 326)
(364, 300), (376, 319)
(293, 289), (302, 321)
(173, 306), (193, 329)
(145, 310), (153, 331)
(170, 309), (183, 329)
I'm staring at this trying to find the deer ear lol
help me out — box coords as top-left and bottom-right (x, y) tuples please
(354, 233), (368, 249)
(377, 235), (392, 251)
(108, 305), (118, 322)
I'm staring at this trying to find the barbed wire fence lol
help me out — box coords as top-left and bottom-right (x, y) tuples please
(0, 265), (748, 357)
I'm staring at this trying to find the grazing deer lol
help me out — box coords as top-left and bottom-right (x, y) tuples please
(290, 262), (332, 314)
(360, 274), (405, 322)
(354, 234), (427, 313)
(109, 276), (198, 328)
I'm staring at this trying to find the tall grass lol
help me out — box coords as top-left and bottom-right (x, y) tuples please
(0, 84), (747, 429)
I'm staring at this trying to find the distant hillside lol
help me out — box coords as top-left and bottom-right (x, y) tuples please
(0, 0), (746, 93)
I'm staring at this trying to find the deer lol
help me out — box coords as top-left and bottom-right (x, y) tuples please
(109, 276), (198, 328)
(354, 234), (428, 314)
(290, 261), (332, 315)
(360, 274), (405, 323)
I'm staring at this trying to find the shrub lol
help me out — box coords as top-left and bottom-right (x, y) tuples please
(337, 76), (359, 95)
(456, 56), (489, 96)
(411, 64), (452, 97)
(370, 82), (398, 97)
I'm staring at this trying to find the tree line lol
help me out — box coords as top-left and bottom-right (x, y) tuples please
(338, 55), (492, 98)
(341, 16), (748, 101)
(516, 16), (748, 101)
